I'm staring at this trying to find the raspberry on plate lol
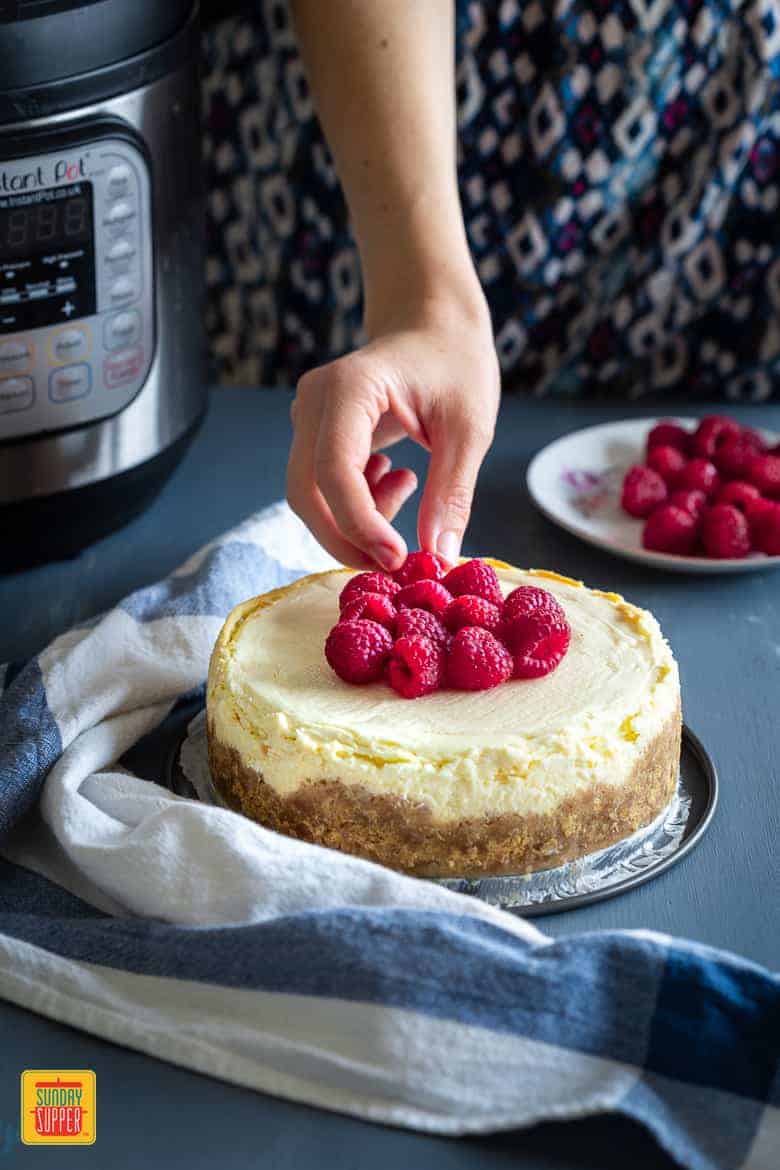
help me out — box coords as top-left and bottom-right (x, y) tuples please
(392, 551), (447, 587)
(502, 584), (566, 624)
(621, 465), (668, 518)
(667, 489), (707, 518)
(691, 415), (741, 459)
(676, 458), (720, 498)
(504, 613), (572, 679)
(443, 558), (503, 607)
(647, 444), (687, 486)
(745, 495), (775, 524)
(715, 480), (762, 514)
(340, 591), (397, 629)
(646, 421), (690, 454)
(701, 503), (751, 560)
(444, 594), (502, 634)
(339, 571), (400, 611)
(752, 502), (780, 555)
(713, 435), (758, 480)
(642, 505), (699, 556)
(741, 426), (768, 452)
(747, 453), (780, 499)
(387, 635), (445, 699)
(745, 497), (776, 546)
(445, 626), (513, 691)
(395, 579), (453, 616)
(325, 619), (393, 684)
(394, 606), (449, 647)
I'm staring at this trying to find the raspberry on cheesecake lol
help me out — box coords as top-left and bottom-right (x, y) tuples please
(207, 558), (681, 878)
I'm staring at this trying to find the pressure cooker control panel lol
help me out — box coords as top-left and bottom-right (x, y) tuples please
(0, 136), (154, 441)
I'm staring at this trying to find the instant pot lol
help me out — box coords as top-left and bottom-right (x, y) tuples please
(0, 0), (206, 568)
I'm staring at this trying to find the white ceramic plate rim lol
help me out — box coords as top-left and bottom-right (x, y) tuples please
(526, 417), (780, 573)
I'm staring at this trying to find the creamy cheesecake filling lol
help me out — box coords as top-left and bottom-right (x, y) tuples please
(208, 567), (680, 822)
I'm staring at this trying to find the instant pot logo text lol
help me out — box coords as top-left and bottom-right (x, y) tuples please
(0, 156), (88, 193)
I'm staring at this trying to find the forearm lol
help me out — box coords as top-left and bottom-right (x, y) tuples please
(290, 0), (485, 334)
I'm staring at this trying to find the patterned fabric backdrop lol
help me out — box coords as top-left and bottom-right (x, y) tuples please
(203, 1), (780, 399)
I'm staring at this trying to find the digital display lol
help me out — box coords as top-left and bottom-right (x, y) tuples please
(0, 190), (91, 259)
(0, 182), (96, 334)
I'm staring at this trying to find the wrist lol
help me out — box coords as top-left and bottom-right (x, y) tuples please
(363, 243), (490, 341)
(357, 184), (489, 340)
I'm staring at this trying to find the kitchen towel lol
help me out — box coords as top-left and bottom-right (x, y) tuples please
(0, 502), (777, 1169)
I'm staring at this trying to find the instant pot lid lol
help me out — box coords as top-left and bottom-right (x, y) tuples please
(0, 0), (196, 90)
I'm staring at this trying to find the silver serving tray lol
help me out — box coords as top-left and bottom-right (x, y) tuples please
(168, 716), (717, 917)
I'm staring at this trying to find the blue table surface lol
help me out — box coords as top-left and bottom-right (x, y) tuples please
(1, 388), (778, 1169)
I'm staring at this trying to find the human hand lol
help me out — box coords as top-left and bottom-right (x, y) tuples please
(287, 297), (500, 571)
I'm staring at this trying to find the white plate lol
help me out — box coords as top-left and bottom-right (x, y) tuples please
(526, 417), (780, 573)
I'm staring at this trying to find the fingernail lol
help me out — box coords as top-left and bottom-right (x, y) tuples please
(374, 542), (403, 571)
(436, 529), (461, 565)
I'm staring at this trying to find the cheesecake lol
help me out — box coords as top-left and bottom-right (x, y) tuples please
(206, 563), (681, 876)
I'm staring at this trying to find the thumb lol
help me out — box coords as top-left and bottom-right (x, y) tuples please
(416, 405), (493, 563)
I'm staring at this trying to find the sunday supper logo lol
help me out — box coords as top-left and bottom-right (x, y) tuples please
(20, 1070), (96, 1145)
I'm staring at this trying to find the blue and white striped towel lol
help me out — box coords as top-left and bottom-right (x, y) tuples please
(0, 503), (777, 1168)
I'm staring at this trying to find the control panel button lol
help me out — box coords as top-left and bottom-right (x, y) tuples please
(51, 326), (90, 363)
(0, 338), (33, 373)
(104, 309), (142, 351)
(107, 164), (132, 199)
(105, 239), (137, 273)
(49, 363), (91, 402)
(104, 346), (144, 389)
(108, 276), (138, 305)
(104, 200), (135, 234)
(0, 376), (34, 413)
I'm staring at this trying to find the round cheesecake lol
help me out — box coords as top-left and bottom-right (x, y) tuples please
(206, 563), (681, 876)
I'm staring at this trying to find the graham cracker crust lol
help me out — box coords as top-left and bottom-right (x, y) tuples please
(206, 704), (682, 877)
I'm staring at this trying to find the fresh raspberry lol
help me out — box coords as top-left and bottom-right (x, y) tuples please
(700, 504), (751, 560)
(395, 579), (453, 616)
(676, 458), (720, 499)
(340, 591), (397, 629)
(747, 453), (780, 499)
(642, 505), (699, 556)
(502, 584), (565, 625)
(445, 627), (513, 691)
(746, 494), (774, 521)
(741, 426), (768, 452)
(646, 421), (690, 454)
(647, 444), (687, 487)
(504, 613), (572, 680)
(325, 620), (393, 684)
(715, 480), (762, 514)
(751, 501), (780, 555)
(394, 607), (449, 647)
(621, 465), (668, 518)
(668, 489), (707, 518)
(713, 435), (758, 480)
(444, 594), (502, 634)
(392, 550), (447, 587)
(339, 571), (400, 612)
(387, 635), (445, 699)
(691, 414), (742, 459)
(442, 558), (503, 606)
(746, 496), (777, 541)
